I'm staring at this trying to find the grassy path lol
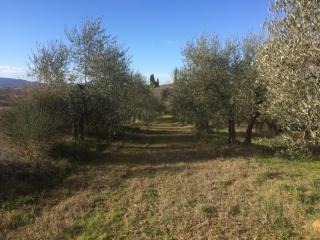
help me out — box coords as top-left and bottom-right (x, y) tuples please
(2, 119), (320, 239)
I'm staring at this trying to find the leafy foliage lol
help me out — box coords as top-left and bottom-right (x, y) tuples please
(257, 0), (320, 152)
(3, 17), (160, 161)
(173, 34), (262, 142)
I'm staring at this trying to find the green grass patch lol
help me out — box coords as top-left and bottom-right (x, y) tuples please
(64, 207), (127, 240)
(258, 196), (293, 239)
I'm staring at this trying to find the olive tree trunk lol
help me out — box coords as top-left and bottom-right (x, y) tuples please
(244, 112), (259, 144)
(228, 117), (237, 144)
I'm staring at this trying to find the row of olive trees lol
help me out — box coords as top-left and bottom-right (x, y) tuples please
(173, 0), (320, 153)
(172, 34), (263, 144)
(2, 18), (159, 159)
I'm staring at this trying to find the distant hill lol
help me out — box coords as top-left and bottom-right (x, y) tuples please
(0, 88), (32, 107)
(0, 78), (37, 107)
(0, 77), (35, 88)
(159, 83), (173, 90)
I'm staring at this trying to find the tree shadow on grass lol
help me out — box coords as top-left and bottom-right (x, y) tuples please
(106, 144), (273, 165)
(119, 165), (186, 180)
(126, 132), (195, 145)
(105, 129), (276, 166)
(0, 140), (107, 201)
(0, 159), (68, 200)
(0, 128), (278, 202)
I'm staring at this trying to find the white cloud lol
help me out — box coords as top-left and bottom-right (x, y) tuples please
(0, 65), (24, 75)
(0, 65), (29, 79)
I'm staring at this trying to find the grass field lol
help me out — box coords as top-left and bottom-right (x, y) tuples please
(2, 116), (320, 239)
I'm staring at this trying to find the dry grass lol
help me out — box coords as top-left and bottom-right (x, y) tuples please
(1, 118), (320, 239)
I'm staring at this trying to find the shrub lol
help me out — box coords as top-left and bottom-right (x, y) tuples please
(1, 88), (66, 161)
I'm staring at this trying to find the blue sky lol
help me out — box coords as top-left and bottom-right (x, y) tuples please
(0, 0), (271, 83)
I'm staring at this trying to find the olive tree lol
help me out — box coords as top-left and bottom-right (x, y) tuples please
(65, 17), (118, 140)
(129, 73), (161, 122)
(85, 39), (133, 139)
(173, 35), (226, 138)
(173, 33), (265, 144)
(257, 0), (320, 151)
(28, 17), (158, 142)
(238, 34), (264, 144)
(173, 35), (244, 143)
